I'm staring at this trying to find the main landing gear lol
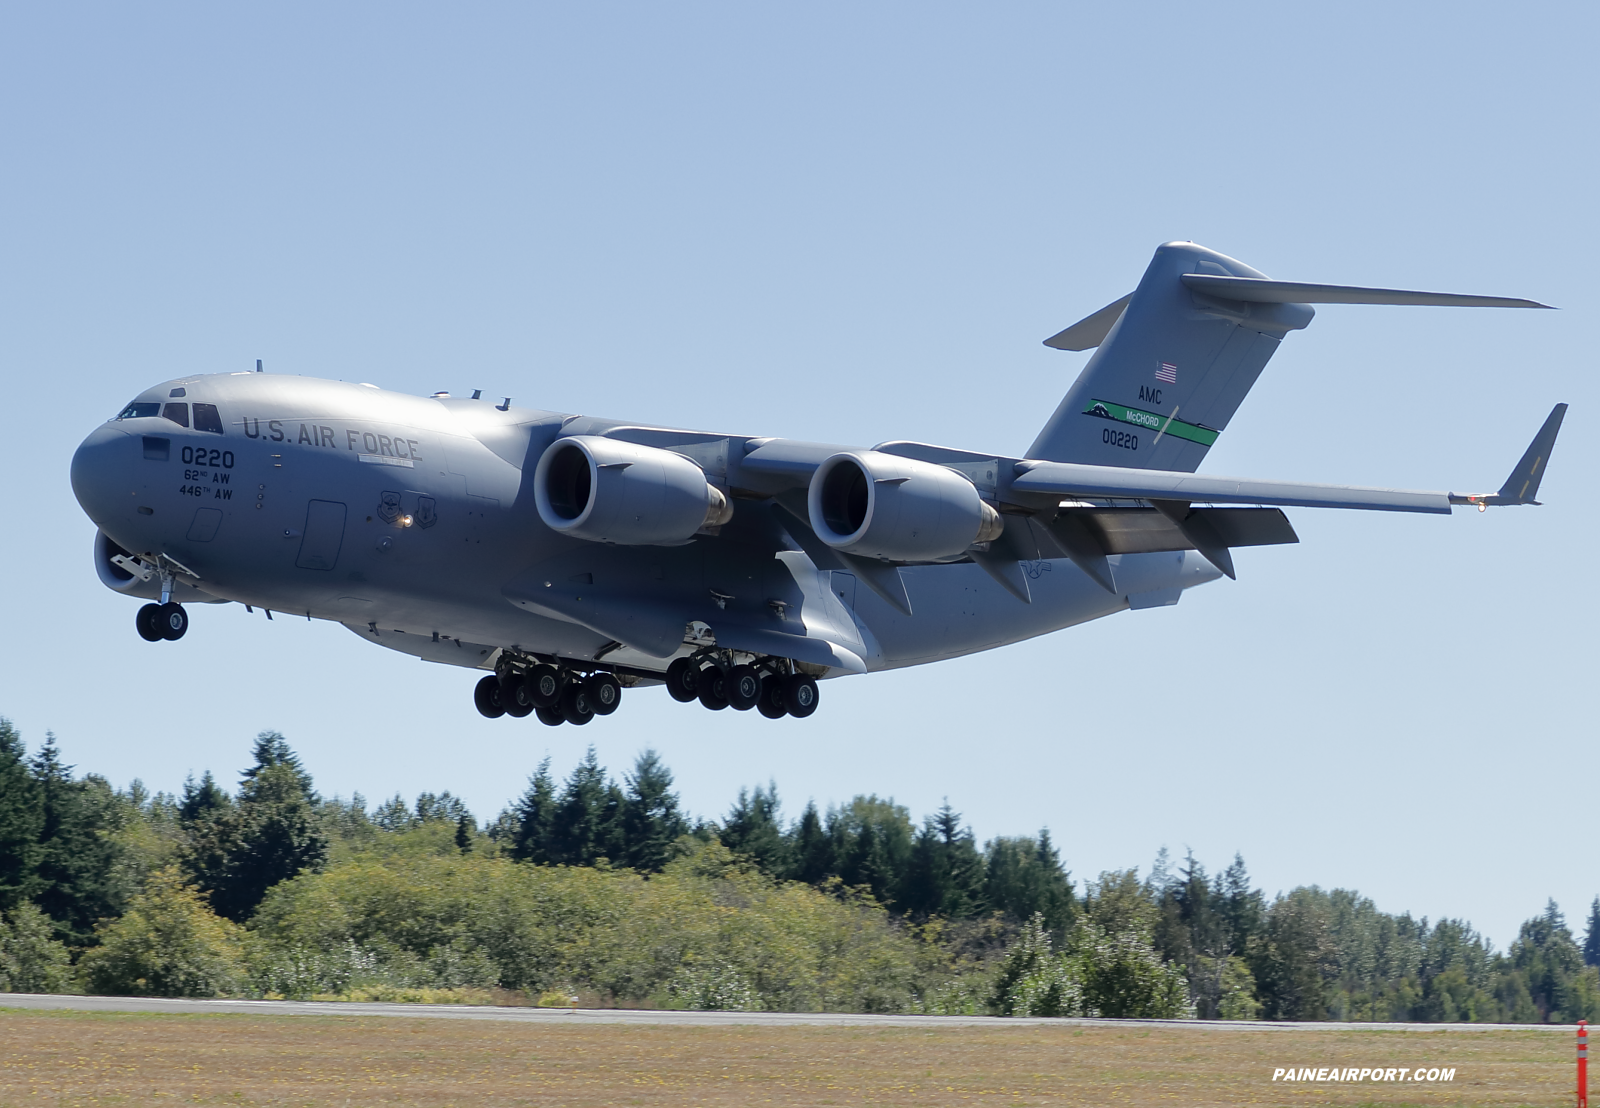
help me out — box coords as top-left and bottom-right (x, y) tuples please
(136, 602), (188, 642)
(472, 651), (820, 723)
(474, 662), (624, 728)
(665, 654), (818, 720)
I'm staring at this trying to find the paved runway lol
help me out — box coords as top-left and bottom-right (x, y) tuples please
(0, 993), (1568, 1031)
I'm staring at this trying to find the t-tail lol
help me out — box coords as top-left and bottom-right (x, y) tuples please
(1028, 241), (1553, 471)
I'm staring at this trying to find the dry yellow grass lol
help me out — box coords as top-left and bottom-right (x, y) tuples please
(0, 1009), (1573, 1107)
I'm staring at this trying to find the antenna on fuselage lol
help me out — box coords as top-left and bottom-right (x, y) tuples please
(256, 359), (263, 373)
(472, 389), (482, 400)
(497, 397), (511, 411)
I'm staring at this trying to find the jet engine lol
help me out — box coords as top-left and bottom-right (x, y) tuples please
(807, 451), (1002, 561)
(533, 436), (732, 545)
(93, 530), (219, 602)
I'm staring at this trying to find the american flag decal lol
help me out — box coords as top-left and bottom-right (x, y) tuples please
(1155, 361), (1178, 383)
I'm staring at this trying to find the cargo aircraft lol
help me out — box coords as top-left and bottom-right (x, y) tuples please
(71, 242), (1567, 725)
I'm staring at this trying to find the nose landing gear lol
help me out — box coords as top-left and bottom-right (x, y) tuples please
(136, 602), (188, 641)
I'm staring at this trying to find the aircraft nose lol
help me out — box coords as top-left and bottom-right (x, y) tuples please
(71, 423), (137, 526)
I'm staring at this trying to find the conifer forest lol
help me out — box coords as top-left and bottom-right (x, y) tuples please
(2, 718), (1596, 1021)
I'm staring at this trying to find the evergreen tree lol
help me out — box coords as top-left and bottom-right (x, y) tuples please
(187, 739), (328, 922)
(789, 801), (833, 885)
(415, 791), (470, 825)
(0, 719), (42, 911)
(372, 794), (412, 831)
(983, 831), (1075, 936)
(721, 783), (787, 875)
(548, 748), (623, 866)
(240, 731), (314, 797)
(830, 796), (913, 907)
(178, 771), (232, 826)
(620, 750), (687, 872)
(455, 813), (475, 853)
(903, 803), (985, 921)
(29, 734), (121, 944)
(508, 759), (557, 863)
(1583, 898), (1600, 969)
(1218, 853), (1264, 956)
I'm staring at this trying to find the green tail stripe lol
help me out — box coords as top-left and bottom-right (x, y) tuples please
(1083, 400), (1219, 447)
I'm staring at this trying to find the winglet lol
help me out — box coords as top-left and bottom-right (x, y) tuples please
(1449, 403), (1568, 508)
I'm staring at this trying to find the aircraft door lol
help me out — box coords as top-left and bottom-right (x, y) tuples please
(295, 500), (347, 571)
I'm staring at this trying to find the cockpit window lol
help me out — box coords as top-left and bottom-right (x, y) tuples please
(116, 402), (160, 420)
(192, 402), (224, 434)
(163, 403), (189, 428)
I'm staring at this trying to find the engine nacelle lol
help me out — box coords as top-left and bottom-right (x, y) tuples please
(533, 436), (732, 545)
(807, 451), (1002, 561)
(93, 530), (219, 602)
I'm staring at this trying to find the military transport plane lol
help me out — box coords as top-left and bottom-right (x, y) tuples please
(71, 242), (1566, 726)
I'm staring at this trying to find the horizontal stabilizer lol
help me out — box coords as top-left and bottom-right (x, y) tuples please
(1180, 274), (1554, 310)
(1011, 460), (1452, 514)
(1043, 293), (1133, 350)
(1450, 402), (1568, 507)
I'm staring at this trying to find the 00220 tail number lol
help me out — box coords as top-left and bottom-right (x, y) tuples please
(1103, 428), (1138, 451)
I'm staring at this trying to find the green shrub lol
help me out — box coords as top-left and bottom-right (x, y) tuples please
(0, 902), (74, 993)
(247, 840), (938, 1012)
(78, 868), (245, 997)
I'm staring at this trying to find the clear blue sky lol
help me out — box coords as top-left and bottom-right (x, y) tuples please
(2, 2), (1594, 950)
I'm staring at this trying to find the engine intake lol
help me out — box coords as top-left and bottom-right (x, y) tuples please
(807, 451), (1001, 561)
(533, 436), (731, 545)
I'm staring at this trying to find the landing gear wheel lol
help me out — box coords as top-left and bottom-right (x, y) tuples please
(136, 604), (164, 642)
(473, 675), (506, 718)
(561, 681), (595, 725)
(697, 666), (729, 711)
(728, 665), (761, 711)
(756, 675), (787, 719)
(784, 673), (819, 718)
(158, 602), (188, 641)
(665, 658), (699, 703)
(585, 673), (622, 715)
(526, 664), (563, 709)
(534, 706), (565, 726)
(503, 674), (536, 718)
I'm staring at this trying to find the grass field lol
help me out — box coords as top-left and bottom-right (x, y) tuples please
(0, 1009), (1572, 1107)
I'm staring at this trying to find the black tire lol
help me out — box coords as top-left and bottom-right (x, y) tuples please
(586, 673), (622, 716)
(756, 675), (787, 719)
(784, 673), (819, 718)
(158, 602), (188, 641)
(534, 705), (565, 726)
(697, 665), (729, 711)
(473, 675), (506, 718)
(136, 604), (164, 642)
(503, 674), (536, 718)
(728, 664), (761, 711)
(561, 681), (595, 725)
(665, 657), (699, 703)
(526, 664), (563, 709)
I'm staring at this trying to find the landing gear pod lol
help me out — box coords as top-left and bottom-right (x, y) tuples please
(533, 436), (732, 545)
(807, 451), (1001, 561)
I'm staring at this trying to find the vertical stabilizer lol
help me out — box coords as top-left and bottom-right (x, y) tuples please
(1028, 242), (1314, 471)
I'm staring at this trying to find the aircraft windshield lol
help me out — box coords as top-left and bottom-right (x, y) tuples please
(116, 402), (160, 420)
(192, 402), (224, 434)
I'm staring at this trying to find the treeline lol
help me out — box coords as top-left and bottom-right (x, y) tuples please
(2, 718), (1598, 1021)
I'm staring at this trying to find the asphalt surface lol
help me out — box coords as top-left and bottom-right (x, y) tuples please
(0, 993), (1570, 1031)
